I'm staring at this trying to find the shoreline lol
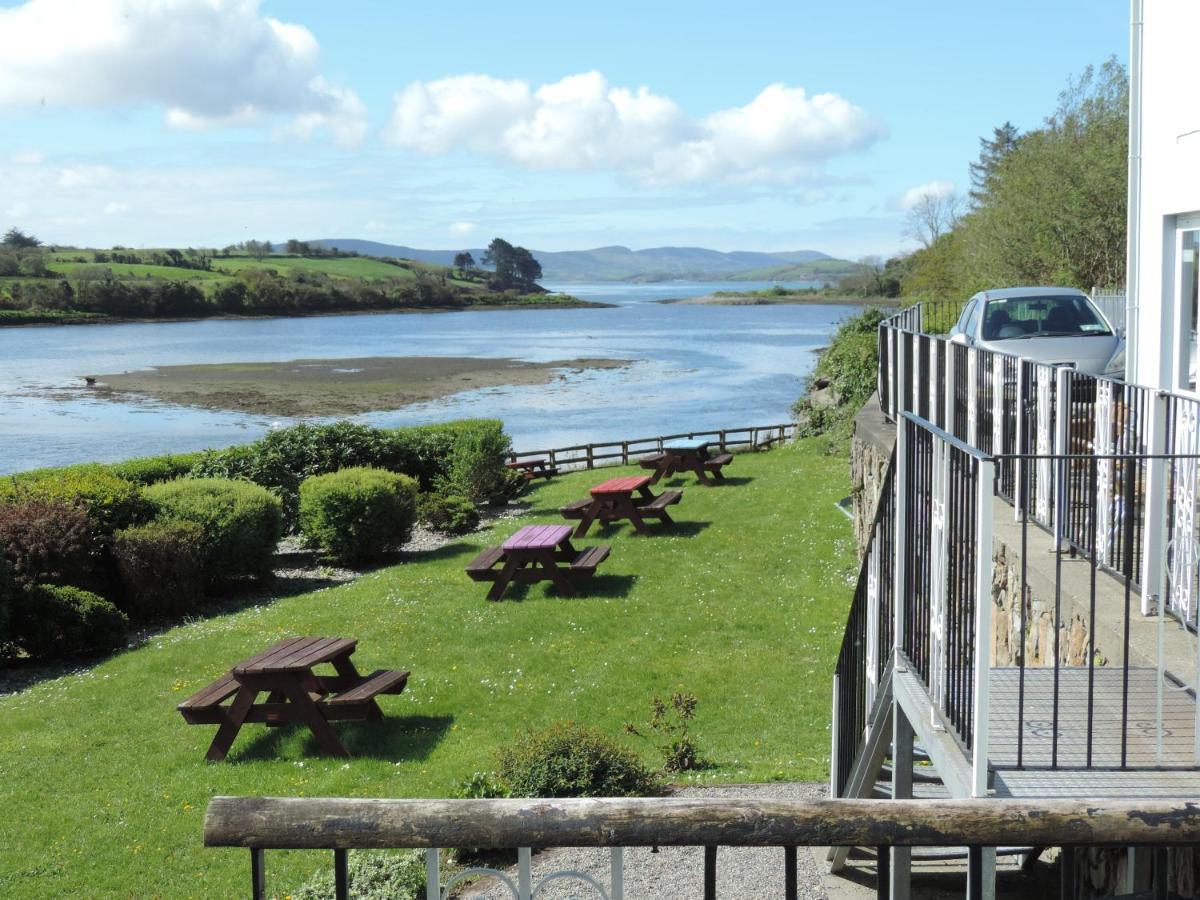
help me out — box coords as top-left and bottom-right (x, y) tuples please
(655, 293), (893, 306)
(0, 298), (613, 329)
(87, 355), (634, 418)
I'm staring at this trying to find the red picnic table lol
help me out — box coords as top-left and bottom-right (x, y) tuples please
(176, 636), (408, 762)
(560, 474), (682, 537)
(465, 524), (610, 600)
(639, 440), (734, 485)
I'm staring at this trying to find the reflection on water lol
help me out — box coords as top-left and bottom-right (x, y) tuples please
(0, 281), (856, 473)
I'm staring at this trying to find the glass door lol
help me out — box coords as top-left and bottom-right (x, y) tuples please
(1178, 226), (1200, 391)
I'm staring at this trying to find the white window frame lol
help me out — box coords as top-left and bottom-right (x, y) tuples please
(1172, 212), (1200, 395)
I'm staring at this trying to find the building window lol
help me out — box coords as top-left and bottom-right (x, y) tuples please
(1180, 227), (1200, 391)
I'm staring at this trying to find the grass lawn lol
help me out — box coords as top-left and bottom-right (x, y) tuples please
(0, 438), (855, 898)
(213, 254), (477, 287)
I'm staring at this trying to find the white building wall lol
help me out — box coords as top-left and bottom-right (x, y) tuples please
(1131, 0), (1200, 390)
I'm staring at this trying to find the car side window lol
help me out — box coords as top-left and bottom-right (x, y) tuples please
(964, 300), (982, 337)
(955, 300), (976, 334)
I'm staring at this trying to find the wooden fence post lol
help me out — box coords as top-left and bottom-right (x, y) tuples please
(586, 445), (594, 470)
(621, 441), (629, 465)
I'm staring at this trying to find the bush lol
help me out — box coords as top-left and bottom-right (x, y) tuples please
(112, 521), (205, 619)
(188, 419), (511, 524)
(0, 497), (94, 589)
(9, 584), (127, 658)
(144, 478), (283, 584)
(624, 692), (708, 773)
(792, 306), (892, 438)
(0, 555), (13, 654)
(291, 850), (427, 900)
(0, 465), (150, 538)
(417, 491), (479, 534)
(497, 721), (660, 798)
(443, 424), (516, 503)
(108, 452), (205, 486)
(299, 468), (418, 565)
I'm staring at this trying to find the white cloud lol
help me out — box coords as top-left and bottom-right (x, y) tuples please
(58, 165), (114, 188)
(363, 220), (389, 233)
(0, 0), (365, 146)
(899, 180), (956, 210)
(102, 201), (129, 215)
(6, 202), (30, 218)
(10, 149), (43, 165)
(384, 71), (883, 185)
(448, 221), (477, 236)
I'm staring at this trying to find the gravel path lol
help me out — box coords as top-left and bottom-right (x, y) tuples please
(458, 782), (832, 900)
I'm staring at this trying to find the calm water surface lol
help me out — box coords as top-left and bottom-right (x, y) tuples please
(0, 281), (854, 473)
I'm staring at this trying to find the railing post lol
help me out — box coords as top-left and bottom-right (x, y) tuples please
(830, 673), (840, 798)
(967, 347), (979, 448)
(425, 849), (439, 900)
(611, 847), (625, 900)
(944, 342), (957, 440)
(991, 355), (1004, 455)
(518, 847), (533, 900)
(973, 457), (995, 798)
(894, 417), (909, 665)
(250, 848), (265, 900)
(1014, 362), (1028, 521)
(334, 848), (349, 900)
(1142, 391), (1169, 616)
(1053, 366), (1071, 544)
(621, 441), (629, 465)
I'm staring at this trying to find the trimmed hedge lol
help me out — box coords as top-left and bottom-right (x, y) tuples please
(417, 491), (479, 535)
(9, 584), (127, 658)
(108, 452), (205, 486)
(299, 468), (418, 565)
(112, 520), (206, 619)
(0, 497), (94, 589)
(188, 420), (511, 525)
(145, 478), (283, 585)
(0, 464), (149, 536)
(497, 721), (660, 798)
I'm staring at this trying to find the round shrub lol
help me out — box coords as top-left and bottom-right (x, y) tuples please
(144, 478), (283, 584)
(299, 467), (417, 565)
(0, 465), (149, 536)
(417, 490), (479, 535)
(0, 497), (94, 589)
(497, 721), (660, 798)
(291, 850), (426, 900)
(10, 584), (127, 658)
(112, 520), (205, 619)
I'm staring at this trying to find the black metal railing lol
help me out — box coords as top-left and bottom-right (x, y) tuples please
(832, 454), (895, 796)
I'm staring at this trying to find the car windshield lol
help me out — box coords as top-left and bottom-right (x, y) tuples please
(980, 295), (1112, 341)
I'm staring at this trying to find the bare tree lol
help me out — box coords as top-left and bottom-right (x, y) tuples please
(904, 188), (964, 249)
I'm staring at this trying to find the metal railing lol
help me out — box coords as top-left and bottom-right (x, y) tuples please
(203, 795), (1200, 900)
(509, 423), (796, 471)
(832, 454), (895, 796)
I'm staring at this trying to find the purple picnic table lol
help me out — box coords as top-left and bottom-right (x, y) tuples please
(466, 524), (611, 600)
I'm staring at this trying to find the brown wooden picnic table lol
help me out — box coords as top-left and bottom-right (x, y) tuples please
(560, 474), (682, 537)
(177, 636), (408, 762)
(465, 523), (609, 600)
(640, 440), (733, 485)
(505, 458), (559, 481)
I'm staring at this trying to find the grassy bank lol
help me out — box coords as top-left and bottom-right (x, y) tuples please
(0, 437), (853, 897)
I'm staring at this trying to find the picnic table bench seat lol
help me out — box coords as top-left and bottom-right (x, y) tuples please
(704, 452), (734, 475)
(465, 546), (505, 580)
(638, 453), (666, 469)
(177, 674), (241, 725)
(559, 498), (592, 519)
(570, 545), (610, 574)
(638, 489), (682, 511)
(320, 668), (409, 718)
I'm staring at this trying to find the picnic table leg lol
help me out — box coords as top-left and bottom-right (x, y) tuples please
(691, 458), (712, 485)
(573, 499), (600, 538)
(205, 685), (259, 762)
(487, 553), (521, 601)
(281, 679), (351, 758)
(537, 549), (576, 596)
(618, 495), (650, 534)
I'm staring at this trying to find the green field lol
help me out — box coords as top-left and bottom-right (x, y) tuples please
(0, 439), (854, 897)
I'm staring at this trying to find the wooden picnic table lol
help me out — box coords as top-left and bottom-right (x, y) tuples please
(560, 474), (682, 537)
(505, 458), (559, 481)
(465, 524), (610, 600)
(177, 636), (408, 762)
(640, 440), (734, 485)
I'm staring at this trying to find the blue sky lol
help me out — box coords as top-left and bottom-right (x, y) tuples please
(0, 0), (1129, 258)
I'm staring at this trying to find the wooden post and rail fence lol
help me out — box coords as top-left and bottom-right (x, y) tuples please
(508, 422), (797, 471)
(205, 795), (1200, 900)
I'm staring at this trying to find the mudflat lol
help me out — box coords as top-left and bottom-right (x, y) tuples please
(89, 355), (630, 417)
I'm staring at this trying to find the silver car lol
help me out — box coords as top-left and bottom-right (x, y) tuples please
(948, 286), (1124, 377)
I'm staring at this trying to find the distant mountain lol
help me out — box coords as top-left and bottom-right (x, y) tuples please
(308, 239), (844, 283)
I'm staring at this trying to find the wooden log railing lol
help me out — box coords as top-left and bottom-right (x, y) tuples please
(204, 795), (1200, 900)
(508, 422), (797, 472)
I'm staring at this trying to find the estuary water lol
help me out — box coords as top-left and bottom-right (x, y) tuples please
(0, 281), (855, 473)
